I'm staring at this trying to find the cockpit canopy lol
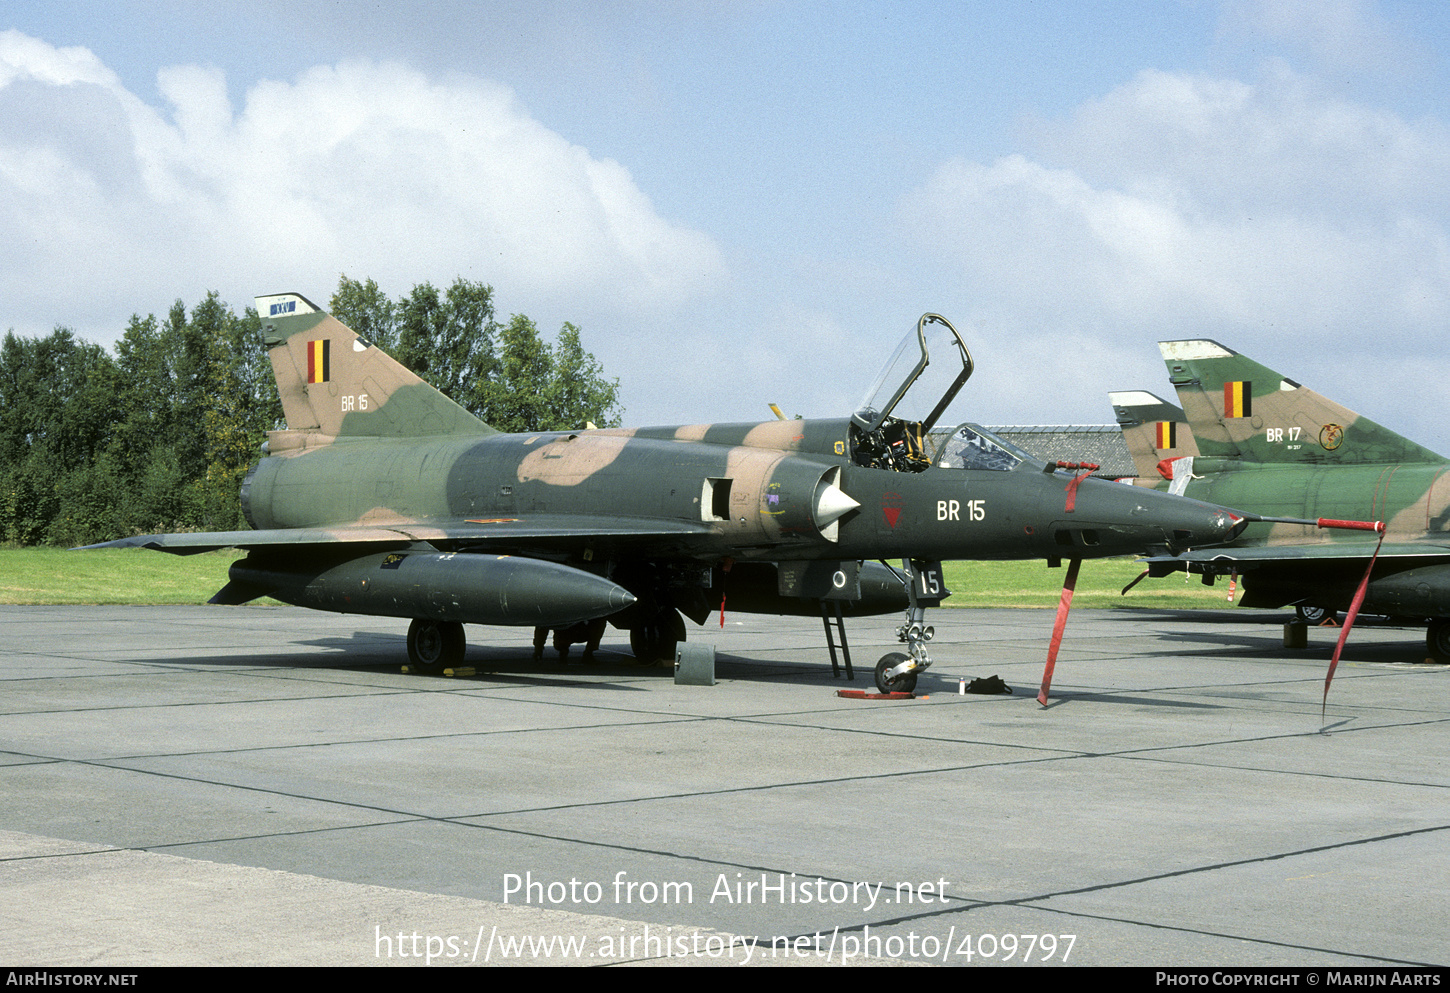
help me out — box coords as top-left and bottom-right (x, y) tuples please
(852, 314), (973, 436)
(934, 423), (1033, 472)
(850, 314), (976, 473)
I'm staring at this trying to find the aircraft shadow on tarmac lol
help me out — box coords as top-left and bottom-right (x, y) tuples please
(139, 629), (894, 690)
(129, 633), (1393, 712)
(228, 639), (1260, 707)
(125, 609), (1440, 691)
(1031, 691), (1223, 711)
(1111, 607), (1299, 626)
(1117, 606), (1415, 628)
(1114, 608), (1436, 664)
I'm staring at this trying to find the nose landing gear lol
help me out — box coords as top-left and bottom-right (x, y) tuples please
(873, 559), (946, 694)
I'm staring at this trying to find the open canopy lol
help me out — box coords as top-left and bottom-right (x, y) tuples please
(851, 313), (974, 436)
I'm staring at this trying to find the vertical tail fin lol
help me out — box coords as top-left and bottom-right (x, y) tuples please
(1109, 390), (1198, 484)
(256, 293), (493, 440)
(1159, 339), (1442, 465)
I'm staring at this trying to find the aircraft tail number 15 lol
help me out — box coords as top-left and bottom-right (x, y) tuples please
(915, 560), (947, 602)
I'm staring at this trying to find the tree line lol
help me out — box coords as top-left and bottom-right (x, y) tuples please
(0, 276), (622, 546)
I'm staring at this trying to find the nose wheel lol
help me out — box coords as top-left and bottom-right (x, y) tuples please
(874, 651), (919, 694)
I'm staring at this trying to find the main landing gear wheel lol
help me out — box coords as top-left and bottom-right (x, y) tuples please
(407, 618), (465, 672)
(874, 652), (918, 694)
(1427, 619), (1450, 664)
(629, 608), (685, 664)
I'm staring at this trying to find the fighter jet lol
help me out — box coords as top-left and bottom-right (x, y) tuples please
(1110, 341), (1450, 662)
(88, 296), (1246, 691)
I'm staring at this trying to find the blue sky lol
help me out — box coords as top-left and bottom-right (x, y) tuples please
(5, 1), (1450, 451)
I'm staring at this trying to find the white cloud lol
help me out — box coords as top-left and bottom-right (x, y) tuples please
(900, 67), (1450, 346)
(1032, 67), (1450, 218)
(0, 30), (725, 337)
(0, 30), (117, 88)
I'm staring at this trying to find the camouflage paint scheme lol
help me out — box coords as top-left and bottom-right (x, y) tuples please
(1108, 390), (1199, 488)
(1111, 340), (1450, 661)
(90, 294), (1245, 673)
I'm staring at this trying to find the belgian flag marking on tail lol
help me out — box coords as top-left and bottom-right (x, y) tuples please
(1223, 381), (1251, 418)
(1155, 421), (1177, 450)
(307, 339), (330, 384)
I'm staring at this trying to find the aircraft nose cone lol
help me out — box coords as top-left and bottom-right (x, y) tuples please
(1163, 503), (1245, 550)
(1199, 508), (1243, 540)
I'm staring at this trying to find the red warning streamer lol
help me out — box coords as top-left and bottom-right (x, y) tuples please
(1225, 513), (1385, 716)
(719, 558), (733, 628)
(1037, 558), (1081, 705)
(1323, 522), (1387, 719)
(1056, 462), (1100, 513)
